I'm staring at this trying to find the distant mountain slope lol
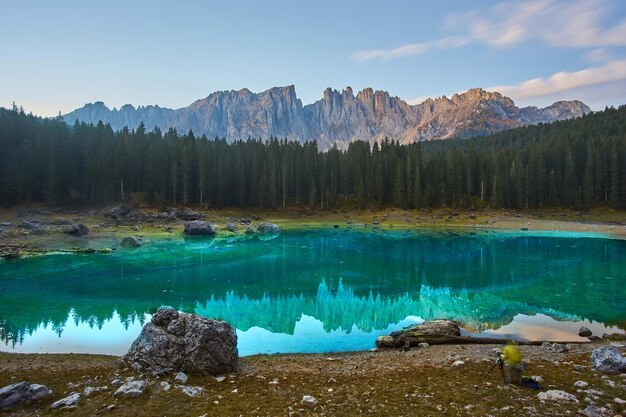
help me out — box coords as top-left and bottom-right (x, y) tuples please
(63, 86), (591, 149)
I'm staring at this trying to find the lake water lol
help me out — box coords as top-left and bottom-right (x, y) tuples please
(1, 227), (625, 356)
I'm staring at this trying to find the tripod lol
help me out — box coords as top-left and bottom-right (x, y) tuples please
(485, 357), (505, 382)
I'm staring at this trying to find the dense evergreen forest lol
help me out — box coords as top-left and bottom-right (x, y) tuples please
(0, 104), (625, 209)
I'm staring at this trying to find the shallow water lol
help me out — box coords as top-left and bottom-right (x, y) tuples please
(1, 228), (625, 355)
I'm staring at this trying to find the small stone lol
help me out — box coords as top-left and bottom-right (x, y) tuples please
(452, 360), (465, 367)
(574, 365), (587, 373)
(174, 372), (188, 384)
(110, 379), (121, 386)
(418, 343), (430, 348)
(536, 390), (578, 403)
(301, 395), (318, 409)
(160, 382), (171, 391)
(615, 397), (626, 404)
(50, 392), (80, 409)
(214, 376), (226, 382)
(179, 385), (204, 397)
(107, 404), (115, 411)
(574, 381), (589, 388)
(603, 379), (617, 388)
(269, 379), (279, 385)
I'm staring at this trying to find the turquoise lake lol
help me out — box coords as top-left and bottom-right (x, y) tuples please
(1, 227), (625, 356)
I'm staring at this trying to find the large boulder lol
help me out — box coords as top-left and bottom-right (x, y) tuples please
(376, 320), (461, 349)
(184, 221), (216, 236)
(0, 381), (52, 410)
(122, 306), (239, 376)
(591, 346), (626, 374)
(66, 223), (89, 237)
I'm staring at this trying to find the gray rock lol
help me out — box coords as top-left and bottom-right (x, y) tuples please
(18, 220), (48, 235)
(536, 390), (578, 403)
(0, 222), (12, 227)
(83, 386), (107, 396)
(543, 342), (570, 353)
(50, 392), (80, 409)
(66, 223), (89, 237)
(578, 405), (611, 417)
(301, 395), (318, 409)
(418, 342), (430, 349)
(174, 372), (188, 384)
(579, 326), (593, 337)
(106, 205), (130, 218)
(452, 360), (465, 367)
(122, 306), (239, 376)
(183, 221), (216, 236)
(591, 346), (626, 374)
(159, 382), (171, 391)
(175, 208), (202, 221)
(121, 236), (145, 248)
(256, 222), (282, 240)
(225, 222), (237, 233)
(113, 380), (146, 398)
(574, 381), (589, 388)
(0, 381), (53, 410)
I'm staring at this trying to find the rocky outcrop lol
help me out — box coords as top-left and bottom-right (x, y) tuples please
(376, 320), (461, 349)
(63, 86), (591, 149)
(122, 306), (239, 376)
(0, 382), (52, 410)
(183, 221), (216, 236)
(591, 346), (626, 374)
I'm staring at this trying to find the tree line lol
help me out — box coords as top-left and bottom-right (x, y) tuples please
(0, 104), (625, 209)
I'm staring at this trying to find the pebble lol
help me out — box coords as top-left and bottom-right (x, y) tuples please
(452, 360), (465, 367)
(179, 385), (204, 397)
(174, 372), (188, 384)
(214, 376), (226, 382)
(574, 381), (589, 388)
(160, 381), (171, 391)
(615, 397), (626, 405)
(301, 395), (318, 409)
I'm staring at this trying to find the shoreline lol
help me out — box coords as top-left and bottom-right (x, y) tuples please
(2, 341), (625, 416)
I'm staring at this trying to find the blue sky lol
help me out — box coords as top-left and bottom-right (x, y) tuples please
(2, 0), (626, 116)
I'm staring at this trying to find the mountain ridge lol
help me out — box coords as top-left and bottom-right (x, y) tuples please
(63, 86), (591, 149)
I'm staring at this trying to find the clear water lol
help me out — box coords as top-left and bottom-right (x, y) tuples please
(1, 227), (625, 356)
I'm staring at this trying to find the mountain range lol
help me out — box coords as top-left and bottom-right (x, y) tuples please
(63, 86), (591, 149)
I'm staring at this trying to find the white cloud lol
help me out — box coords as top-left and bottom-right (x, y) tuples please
(488, 59), (626, 105)
(351, 0), (626, 61)
(350, 36), (467, 62)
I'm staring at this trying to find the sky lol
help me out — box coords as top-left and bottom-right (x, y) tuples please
(2, 0), (626, 116)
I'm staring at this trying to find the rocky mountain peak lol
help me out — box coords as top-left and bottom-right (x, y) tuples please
(63, 85), (591, 149)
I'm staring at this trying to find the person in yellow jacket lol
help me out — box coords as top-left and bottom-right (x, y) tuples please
(501, 343), (523, 384)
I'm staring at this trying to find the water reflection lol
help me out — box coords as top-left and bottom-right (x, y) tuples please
(1, 229), (625, 354)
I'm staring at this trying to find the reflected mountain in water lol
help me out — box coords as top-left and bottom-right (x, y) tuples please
(1, 228), (625, 352)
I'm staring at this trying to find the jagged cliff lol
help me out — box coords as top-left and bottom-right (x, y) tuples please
(63, 86), (591, 149)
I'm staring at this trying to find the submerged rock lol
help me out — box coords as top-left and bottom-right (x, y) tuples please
(122, 306), (239, 376)
(183, 221), (216, 236)
(0, 381), (52, 410)
(591, 346), (626, 374)
(121, 236), (145, 248)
